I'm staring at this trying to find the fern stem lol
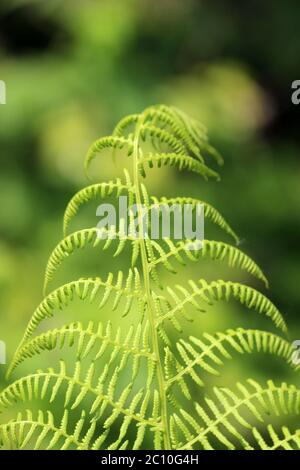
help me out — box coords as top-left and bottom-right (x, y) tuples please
(132, 115), (171, 450)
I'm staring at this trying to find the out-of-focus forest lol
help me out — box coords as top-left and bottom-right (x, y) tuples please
(0, 0), (299, 436)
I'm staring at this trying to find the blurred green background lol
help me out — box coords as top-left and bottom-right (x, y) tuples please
(0, 0), (300, 448)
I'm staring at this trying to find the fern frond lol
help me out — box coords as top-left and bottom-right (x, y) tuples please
(172, 380), (300, 450)
(43, 229), (138, 293)
(142, 106), (203, 159)
(170, 106), (208, 142)
(156, 279), (286, 332)
(8, 319), (153, 378)
(140, 124), (186, 154)
(63, 170), (134, 235)
(113, 114), (139, 137)
(10, 270), (143, 368)
(0, 361), (161, 450)
(0, 409), (88, 450)
(139, 152), (220, 180)
(0, 362), (161, 439)
(252, 425), (300, 450)
(152, 196), (239, 243)
(150, 239), (268, 287)
(166, 329), (295, 395)
(3, 104), (296, 451)
(170, 106), (224, 166)
(85, 136), (133, 177)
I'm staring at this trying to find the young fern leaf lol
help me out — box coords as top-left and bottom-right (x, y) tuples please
(166, 329), (297, 399)
(151, 196), (239, 244)
(149, 238), (269, 287)
(43, 229), (139, 294)
(1, 104), (299, 450)
(155, 279), (287, 334)
(84, 136), (134, 178)
(251, 425), (300, 450)
(139, 152), (220, 180)
(8, 319), (152, 378)
(171, 380), (300, 450)
(63, 169), (134, 236)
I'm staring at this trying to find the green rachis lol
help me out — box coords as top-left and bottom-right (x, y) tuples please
(1, 104), (299, 450)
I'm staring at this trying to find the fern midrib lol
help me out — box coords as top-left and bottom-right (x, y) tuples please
(0, 371), (161, 428)
(179, 386), (294, 450)
(10, 322), (155, 374)
(166, 329), (292, 389)
(268, 432), (300, 450)
(132, 115), (171, 449)
(0, 419), (82, 450)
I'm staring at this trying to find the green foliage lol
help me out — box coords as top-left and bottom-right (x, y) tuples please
(1, 105), (299, 450)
